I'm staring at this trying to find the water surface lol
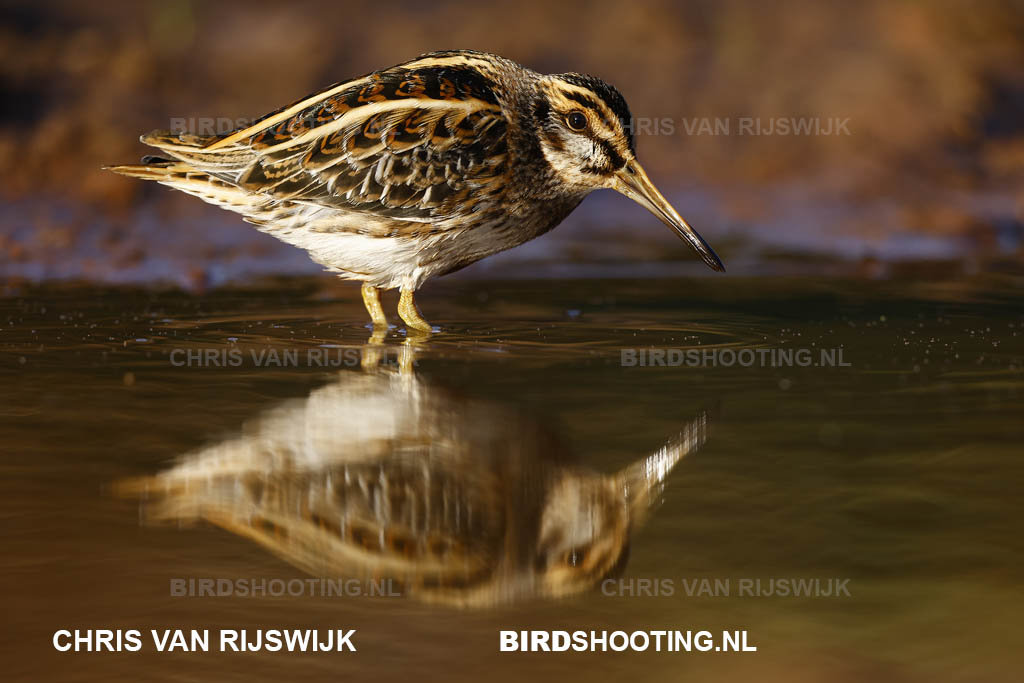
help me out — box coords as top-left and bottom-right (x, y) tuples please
(2, 276), (1022, 681)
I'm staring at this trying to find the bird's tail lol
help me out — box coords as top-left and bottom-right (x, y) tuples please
(105, 130), (320, 227)
(104, 159), (272, 216)
(105, 128), (253, 184)
(137, 129), (254, 172)
(104, 157), (190, 182)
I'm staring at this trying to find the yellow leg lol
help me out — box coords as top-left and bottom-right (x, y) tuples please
(361, 283), (388, 329)
(398, 287), (433, 333)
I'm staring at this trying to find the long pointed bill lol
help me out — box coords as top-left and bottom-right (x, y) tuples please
(612, 162), (725, 272)
(618, 410), (710, 526)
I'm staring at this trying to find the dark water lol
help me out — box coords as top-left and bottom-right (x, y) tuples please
(2, 276), (1022, 682)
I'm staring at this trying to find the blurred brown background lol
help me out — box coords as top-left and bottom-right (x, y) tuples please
(2, 0), (1023, 285)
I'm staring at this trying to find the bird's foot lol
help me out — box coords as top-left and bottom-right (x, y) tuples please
(398, 287), (433, 335)
(361, 283), (389, 330)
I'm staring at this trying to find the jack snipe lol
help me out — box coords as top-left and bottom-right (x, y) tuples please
(107, 50), (724, 332)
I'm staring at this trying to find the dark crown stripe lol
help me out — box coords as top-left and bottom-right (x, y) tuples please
(557, 72), (635, 154)
(533, 96), (550, 125)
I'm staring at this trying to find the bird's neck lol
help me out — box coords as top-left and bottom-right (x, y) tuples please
(499, 70), (584, 204)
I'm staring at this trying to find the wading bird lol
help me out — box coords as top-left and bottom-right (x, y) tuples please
(108, 50), (723, 332)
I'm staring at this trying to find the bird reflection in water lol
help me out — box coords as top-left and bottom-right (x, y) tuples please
(122, 364), (709, 607)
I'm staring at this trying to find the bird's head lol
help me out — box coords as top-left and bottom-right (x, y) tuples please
(533, 473), (632, 599)
(534, 73), (724, 272)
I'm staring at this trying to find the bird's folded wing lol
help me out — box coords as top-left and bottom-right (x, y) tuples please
(145, 57), (510, 227)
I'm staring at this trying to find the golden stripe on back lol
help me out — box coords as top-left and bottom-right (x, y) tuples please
(203, 52), (504, 154)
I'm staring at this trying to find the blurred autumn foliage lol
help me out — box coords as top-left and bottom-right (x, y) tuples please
(1, 0), (1023, 280)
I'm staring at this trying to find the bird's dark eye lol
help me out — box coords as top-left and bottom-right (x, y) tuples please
(566, 547), (587, 567)
(566, 111), (588, 132)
